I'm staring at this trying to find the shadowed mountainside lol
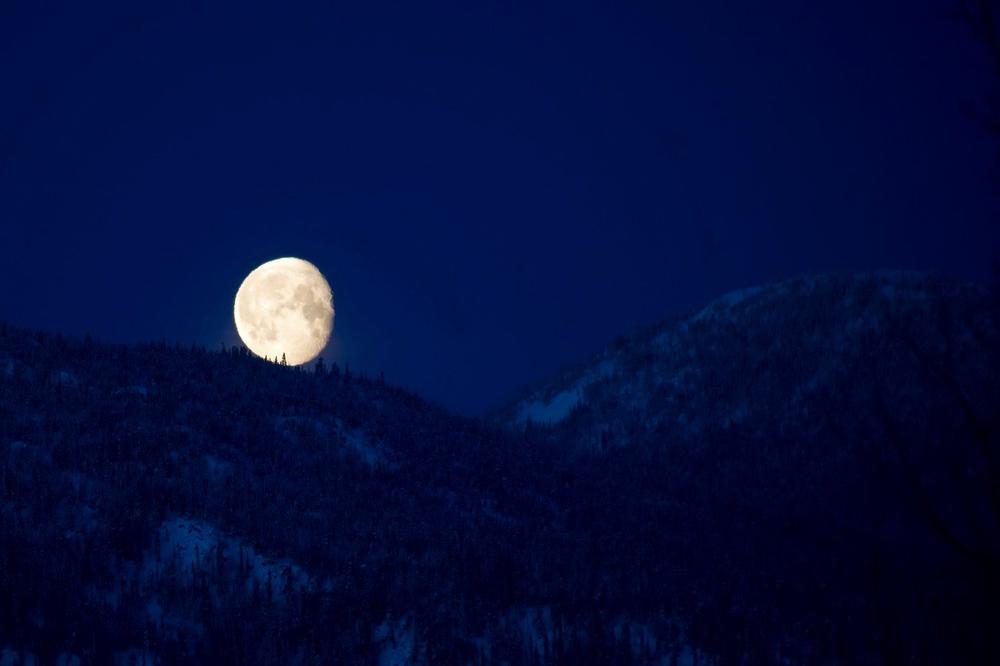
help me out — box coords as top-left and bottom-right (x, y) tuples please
(1, 271), (998, 664)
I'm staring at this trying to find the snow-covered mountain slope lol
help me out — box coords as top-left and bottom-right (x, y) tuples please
(0, 329), (569, 664)
(500, 271), (1000, 451)
(2, 271), (998, 664)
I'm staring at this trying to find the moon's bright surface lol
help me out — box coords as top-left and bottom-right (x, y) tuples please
(233, 257), (334, 366)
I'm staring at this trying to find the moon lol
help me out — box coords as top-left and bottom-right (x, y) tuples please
(233, 257), (334, 365)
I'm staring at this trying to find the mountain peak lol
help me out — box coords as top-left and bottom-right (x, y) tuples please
(501, 271), (996, 446)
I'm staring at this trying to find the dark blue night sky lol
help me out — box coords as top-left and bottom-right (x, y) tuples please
(1, 0), (996, 413)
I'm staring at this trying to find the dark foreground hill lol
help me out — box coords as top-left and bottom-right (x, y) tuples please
(1, 271), (999, 664)
(0, 331), (569, 664)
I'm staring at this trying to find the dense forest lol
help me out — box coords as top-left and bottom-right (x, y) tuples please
(0, 272), (998, 664)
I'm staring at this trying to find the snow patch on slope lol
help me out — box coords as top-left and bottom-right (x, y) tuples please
(514, 359), (617, 426)
(517, 386), (584, 425)
(143, 518), (311, 600)
(338, 421), (389, 467)
(374, 619), (415, 666)
(0, 649), (38, 666)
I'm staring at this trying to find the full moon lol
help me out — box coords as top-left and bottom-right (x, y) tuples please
(233, 257), (334, 365)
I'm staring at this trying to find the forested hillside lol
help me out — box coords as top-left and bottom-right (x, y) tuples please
(2, 271), (998, 664)
(0, 330), (569, 664)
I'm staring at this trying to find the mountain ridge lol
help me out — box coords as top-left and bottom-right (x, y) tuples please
(1, 269), (998, 664)
(499, 270), (997, 447)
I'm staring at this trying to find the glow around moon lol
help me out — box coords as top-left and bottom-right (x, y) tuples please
(233, 257), (334, 365)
